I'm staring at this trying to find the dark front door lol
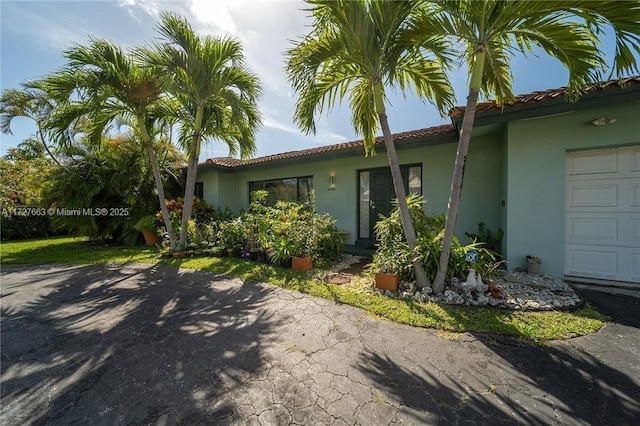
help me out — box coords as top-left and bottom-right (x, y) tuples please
(358, 164), (422, 243)
(369, 169), (395, 239)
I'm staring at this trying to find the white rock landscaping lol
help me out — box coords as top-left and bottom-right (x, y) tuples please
(393, 269), (584, 311)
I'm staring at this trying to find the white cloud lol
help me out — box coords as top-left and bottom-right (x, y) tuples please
(311, 130), (350, 145)
(262, 116), (300, 135)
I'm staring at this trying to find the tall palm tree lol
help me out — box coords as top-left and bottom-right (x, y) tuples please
(1, 82), (62, 165)
(44, 39), (181, 250)
(285, 0), (454, 288)
(423, 0), (640, 293)
(141, 11), (262, 252)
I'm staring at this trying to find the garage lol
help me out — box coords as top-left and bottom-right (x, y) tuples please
(565, 145), (640, 284)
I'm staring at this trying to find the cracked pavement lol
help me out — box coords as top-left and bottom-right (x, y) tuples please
(1, 264), (639, 425)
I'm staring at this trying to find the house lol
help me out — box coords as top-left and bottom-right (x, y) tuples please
(197, 77), (640, 285)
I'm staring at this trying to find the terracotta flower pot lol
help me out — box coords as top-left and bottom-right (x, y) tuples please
(141, 230), (161, 246)
(375, 272), (400, 292)
(292, 255), (313, 272)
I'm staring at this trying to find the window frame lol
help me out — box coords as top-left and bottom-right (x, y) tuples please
(248, 175), (314, 205)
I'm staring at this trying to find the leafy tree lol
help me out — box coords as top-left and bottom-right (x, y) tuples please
(418, 0), (640, 293)
(285, 0), (454, 288)
(1, 138), (54, 208)
(43, 38), (183, 250)
(140, 12), (262, 252)
(1, 82), (62, 165)
(42, 134), (183, 245)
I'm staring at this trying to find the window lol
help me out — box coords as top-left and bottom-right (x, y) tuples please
(407, 165), (422, 196)
(249, 176), (313, 205)
(194, 182), (204, 200)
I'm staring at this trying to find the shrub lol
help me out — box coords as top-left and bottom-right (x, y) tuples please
(0, 210), (52, 240)
(373, 194), (500, 282)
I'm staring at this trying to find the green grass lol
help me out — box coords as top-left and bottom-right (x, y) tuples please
(1, 236), (607, 343)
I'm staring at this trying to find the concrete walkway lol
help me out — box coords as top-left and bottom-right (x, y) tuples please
(1, 264), (638, 425)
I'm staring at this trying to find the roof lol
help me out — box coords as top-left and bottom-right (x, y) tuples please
(450, 76), (640, 117)
(202, 76), (640, 170)
(199, 124), (455, 169)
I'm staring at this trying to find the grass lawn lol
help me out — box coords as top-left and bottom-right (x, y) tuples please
(1, 236), (607, 343)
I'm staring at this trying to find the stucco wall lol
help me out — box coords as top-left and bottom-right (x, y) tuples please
(505, 101), (640, 277)
(198, 169), (219, 205)
(197, 134), (503, 245)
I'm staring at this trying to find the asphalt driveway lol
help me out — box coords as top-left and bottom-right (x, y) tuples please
(1, 264), (639, 425)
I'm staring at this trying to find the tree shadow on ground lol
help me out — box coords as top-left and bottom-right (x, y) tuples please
(357, 350), (532, 425)
(472, 331), (640, 425)
(427, 292), (640, 424)
(357, 328), (640, 425)
(1, 263), (284, 425)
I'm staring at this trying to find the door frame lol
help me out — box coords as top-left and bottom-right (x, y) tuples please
(356, 163), (422, 242)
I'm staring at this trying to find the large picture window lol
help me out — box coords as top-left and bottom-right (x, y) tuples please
(249, 176), (313, 205)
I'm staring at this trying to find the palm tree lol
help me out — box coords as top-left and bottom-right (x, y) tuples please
(141, 11), (262, 252)
(1, 82), (62, 165)
(44, 38), (182, 250)
(424, 0), (640, 294)
(285, 0), (454, 288)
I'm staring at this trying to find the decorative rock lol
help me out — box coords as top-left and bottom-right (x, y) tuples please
(488, 298), (501, 307)
(384, 290), (394, 297)
(421, 287), (432, 295)
(461, 271), (477, 291)
(477, 294), (489, 305)
(450, 277), (461, 291)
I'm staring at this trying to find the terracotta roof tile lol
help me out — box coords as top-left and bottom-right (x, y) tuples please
(450, 76), (640, 117)
(199, 124), (455, 169)
(201, 76), (639, 169)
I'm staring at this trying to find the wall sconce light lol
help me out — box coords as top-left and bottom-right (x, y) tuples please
(591, 117), (617, 127)
(328, 174), (336, 191)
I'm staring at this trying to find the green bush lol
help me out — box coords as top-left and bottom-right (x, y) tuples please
(0, 210), (52, 240)
(373, 194), (499, 282)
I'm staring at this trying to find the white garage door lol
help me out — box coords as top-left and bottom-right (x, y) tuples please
(565, 145), (640, 284)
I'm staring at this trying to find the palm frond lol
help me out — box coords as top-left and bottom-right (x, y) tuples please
(285, 0), (454, 142)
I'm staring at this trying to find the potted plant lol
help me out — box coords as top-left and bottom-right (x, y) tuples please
(291, 229), (314, 272)
(370, 247), (404, 292)
(135, 215), (161, 246)
(268, 235), (294, 268)
(289, 206), (316, 272)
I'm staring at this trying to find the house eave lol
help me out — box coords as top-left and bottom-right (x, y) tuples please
(455, 84), (640, 129)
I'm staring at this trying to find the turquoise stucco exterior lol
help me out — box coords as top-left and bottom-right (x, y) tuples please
(503, 101), (640, 277)
(197, 133), (503, 247)
(196, 87), (640, 280)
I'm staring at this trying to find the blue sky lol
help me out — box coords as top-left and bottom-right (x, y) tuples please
(0, 0), (628, 161)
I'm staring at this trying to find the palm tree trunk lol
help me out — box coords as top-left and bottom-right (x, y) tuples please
(378, 111), (430, 290)
(36, 122), (61, 166)
(432, 88), (479, 293)
(140, 123), (176, 251)
(178, 107), (204, 252)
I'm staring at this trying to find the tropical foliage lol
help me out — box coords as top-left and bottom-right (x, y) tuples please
(38, 37), (186, 250)
(415, 0), (640, 292)
(0, 139), (56, 240)
(140, 11), (262, 252)
(41, 135), (183, 245)
(371, 195), (499, 283)
(0, 82), (63, 165)
(285, 0), (454, 289)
